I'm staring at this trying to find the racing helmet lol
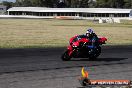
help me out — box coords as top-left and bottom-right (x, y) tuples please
(86, 29), (94, 36)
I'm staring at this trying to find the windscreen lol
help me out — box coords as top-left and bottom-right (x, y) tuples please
(72, 35), (87, 43)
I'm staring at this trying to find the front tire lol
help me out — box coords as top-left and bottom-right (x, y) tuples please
(61, 50), (71, 61)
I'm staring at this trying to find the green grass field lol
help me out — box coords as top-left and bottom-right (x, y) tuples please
(0, 19), (132, 48)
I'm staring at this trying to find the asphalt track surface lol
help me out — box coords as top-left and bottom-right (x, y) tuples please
(0, 45), (132, 88)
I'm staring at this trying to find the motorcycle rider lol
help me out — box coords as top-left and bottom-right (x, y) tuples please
(86, 29), (98, 47)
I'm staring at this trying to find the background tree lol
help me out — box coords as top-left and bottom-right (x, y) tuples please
(96, 0), (108, 7)
(22, 0), (32, 7)
(65, 0), (93, 8)
(79, 0), (89, 8)
(123, 0), (131, 8)
(1, 1), (14, 9)
(13, 0), (132, 8)
(88, 0), (96, 8)
(15, 0), (32, 7)
(30, 0), (41, 7)
(96, 0), (126, 8)
(57, 1), (67, 8)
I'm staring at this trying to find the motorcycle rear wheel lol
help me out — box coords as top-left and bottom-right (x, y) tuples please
(89, 46), (101, 60)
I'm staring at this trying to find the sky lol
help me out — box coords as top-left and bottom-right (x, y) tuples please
(0, 0), (16, 2)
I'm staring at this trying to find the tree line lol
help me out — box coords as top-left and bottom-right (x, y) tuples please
(0, 0), (132, 9)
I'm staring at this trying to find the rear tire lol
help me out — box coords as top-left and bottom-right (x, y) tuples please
(89, 46), (101, 60)
(61, 50), (71, 61)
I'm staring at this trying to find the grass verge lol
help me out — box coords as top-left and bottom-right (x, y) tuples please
(0, 19), (132, 48)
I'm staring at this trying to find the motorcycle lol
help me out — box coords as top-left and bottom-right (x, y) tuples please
(61, 35), (107, 61)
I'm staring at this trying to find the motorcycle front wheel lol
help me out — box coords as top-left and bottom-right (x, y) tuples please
(61, 50), (71, 61)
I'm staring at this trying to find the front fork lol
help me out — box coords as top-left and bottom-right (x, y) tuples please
(68, 48), (77, 57)
(67, 45), (74, 56)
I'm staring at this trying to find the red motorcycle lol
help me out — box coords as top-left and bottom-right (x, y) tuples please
(61, 35), (107, 61)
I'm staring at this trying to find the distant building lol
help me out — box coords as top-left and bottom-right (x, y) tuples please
(130, 10), (132, 17)
(0, 5), (6, 15)
(7, 7), (132, 18)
